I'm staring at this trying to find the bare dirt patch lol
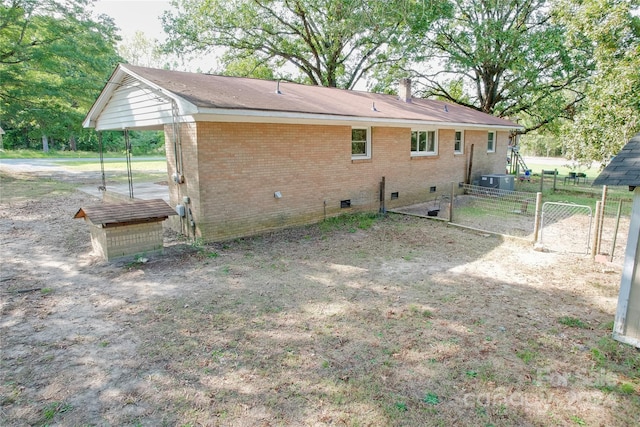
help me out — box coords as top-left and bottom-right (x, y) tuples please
(1, 173), (639, 426)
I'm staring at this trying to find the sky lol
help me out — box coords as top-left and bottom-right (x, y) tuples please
(91, 0), (218, 71)
(92, 0), (172, 41)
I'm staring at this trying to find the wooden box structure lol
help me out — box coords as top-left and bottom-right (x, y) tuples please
(74, 199), (177, 261)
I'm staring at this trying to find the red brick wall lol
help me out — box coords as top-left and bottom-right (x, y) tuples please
(464, 129), (510, 184)
(164, 122), (509, 241)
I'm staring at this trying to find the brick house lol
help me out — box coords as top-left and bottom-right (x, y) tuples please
(84, 64), (522, 241)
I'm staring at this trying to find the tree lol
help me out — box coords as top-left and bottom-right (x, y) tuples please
(409, 0), (593, 133)
(221, 55), (276, 80)
(161, 0), (447, 89)
(558, 0), (640, 166)
(117, 31), (167, 69)
(0, 0), (122, 150)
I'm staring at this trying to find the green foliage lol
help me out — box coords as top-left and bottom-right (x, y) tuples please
(411, 0), (593, 133)
(41, 401), (72, 422)
(0, 0), (122, 151)
(618, 382), (636, 395)
(394, 401), (408, 411)
(423, 392), (440, 405)
(431, 78), (470, 105)
(162, 0), (446, 89)
(320, 212), (381, 233)
(558, 316), (589, 329)
(570, 415), (586, 425)
(591, 336), (640, 378)
(118, 30), (169, 68)
(221, 54), (276, 80)
(76, 130), (164, 154)
(557, 0), (640, 165)
(516, 348), (536, 365)
(519, 132), (565, 157)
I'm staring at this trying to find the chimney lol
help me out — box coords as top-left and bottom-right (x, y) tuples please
(399, 78), (412, 103)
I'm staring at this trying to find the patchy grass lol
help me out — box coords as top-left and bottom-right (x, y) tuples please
(515, 178), (630, 203)
(523, 162), (594, 178)
(127, 217), (639, 426)
(558, 316), (590, 329)
(62, 159), (167, 172)
(0, 149), (129, 159)
(1, 178), (639, 426)
(40, 402), (72, 424)
(0, 149), (167, 160)
(0, 171), (77, 203)
(591, 336), (640, 376)
(319, 211), (382, 233)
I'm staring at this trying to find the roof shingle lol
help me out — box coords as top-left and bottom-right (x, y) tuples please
(593, 133), (640, 187)
(122, 64), (520, 129)
(74, 199), (177, 226)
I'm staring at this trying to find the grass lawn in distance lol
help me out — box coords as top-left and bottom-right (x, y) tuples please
(521, 156), (599, 178)
(0, 149), (162, 159)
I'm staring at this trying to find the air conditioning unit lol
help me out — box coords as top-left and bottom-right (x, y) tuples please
(479, 174), (515, 191)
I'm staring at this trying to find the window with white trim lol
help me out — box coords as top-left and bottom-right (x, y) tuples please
(487, 131), (495, 153)
(411, 130), (437, 156)
(454, 130), (464, 154)
(351, 127), (371, 159)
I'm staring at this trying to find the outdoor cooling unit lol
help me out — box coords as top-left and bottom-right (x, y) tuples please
(479, 174), (515, 191)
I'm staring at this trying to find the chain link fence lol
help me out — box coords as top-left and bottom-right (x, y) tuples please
(595, 197), (632, 261)
(539, 202), (592, 254)
(450, 184), (537, 238)
(391, 182), (631, 261)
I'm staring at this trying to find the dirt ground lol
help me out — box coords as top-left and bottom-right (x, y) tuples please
(1, 171), (639, 426)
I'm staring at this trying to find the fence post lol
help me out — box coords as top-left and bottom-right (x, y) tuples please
(540, 170), (544, 193)
(449, 182), (455, 222)
(591, 200), (602, 259)
(533, 192), (543, 243)
(610, 199), (623, 262)
(597, 185), (608, 253)
(379, 176), (386, 214)
(553, 169), (558, 192)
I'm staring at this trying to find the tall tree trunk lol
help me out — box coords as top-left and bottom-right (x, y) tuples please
(69, 134), (77, 151)
(42, 134), (49, 152)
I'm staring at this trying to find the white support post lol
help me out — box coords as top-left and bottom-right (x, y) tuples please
(613, 188), (640, 348)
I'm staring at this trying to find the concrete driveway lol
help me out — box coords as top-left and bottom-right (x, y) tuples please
(0, 156), (169, 201)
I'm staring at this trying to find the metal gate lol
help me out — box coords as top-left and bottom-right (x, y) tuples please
(540, 202), (593, 254)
